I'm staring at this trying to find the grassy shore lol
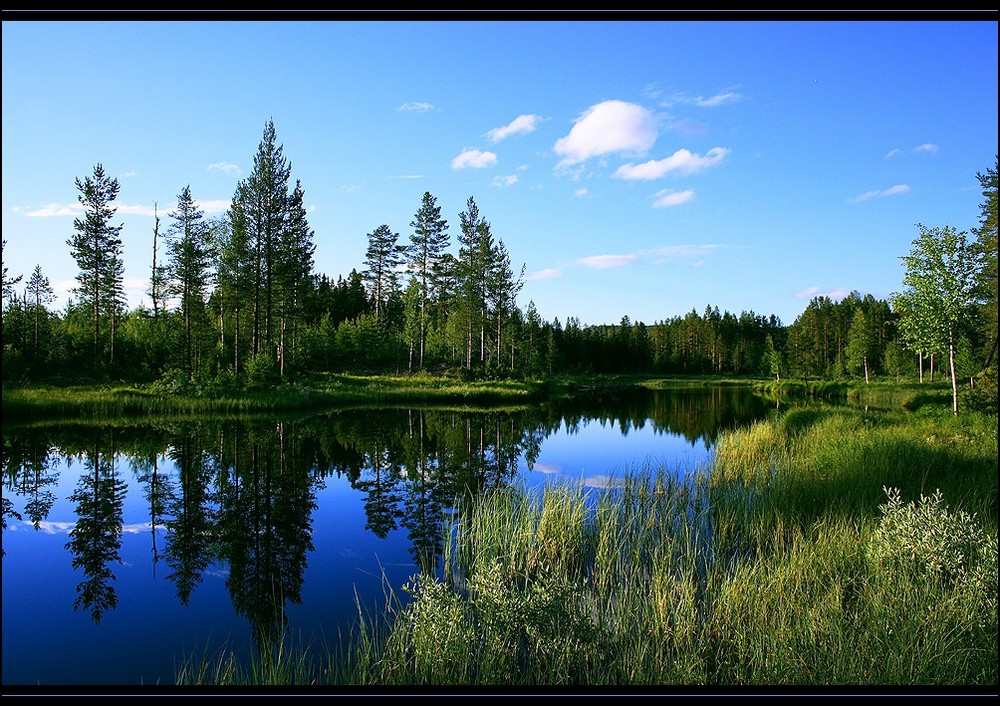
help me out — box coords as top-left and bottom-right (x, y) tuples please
(176, 401), (998, 688)
(0, 371), (763, 424)
(0, 373), (561, 423)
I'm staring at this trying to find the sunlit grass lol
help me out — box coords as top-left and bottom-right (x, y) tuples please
(170, 403), (997, 687)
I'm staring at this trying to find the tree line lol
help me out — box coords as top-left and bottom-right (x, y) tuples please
(2, 122), (996, 400)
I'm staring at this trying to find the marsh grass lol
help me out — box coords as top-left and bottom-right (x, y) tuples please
(176, 405), (997, 687)
(1, 374), (554, 424)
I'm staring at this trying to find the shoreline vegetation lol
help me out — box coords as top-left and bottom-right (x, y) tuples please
(0, 372), (962, 424)
(3, 374), (996, 688)
(170, 388), (996, 689)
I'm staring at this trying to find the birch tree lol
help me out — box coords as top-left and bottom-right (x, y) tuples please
(894, 223), (984, 413)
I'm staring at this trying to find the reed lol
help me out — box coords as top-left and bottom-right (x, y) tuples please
(176, 405), (997, 687)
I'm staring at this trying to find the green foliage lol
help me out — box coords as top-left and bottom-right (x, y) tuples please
(245, 349), (279, 386)
(868, 487), (991, 590)
(959, 363), (998, 415)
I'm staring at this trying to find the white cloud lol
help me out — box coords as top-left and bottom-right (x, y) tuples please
(486, 114), (542, 143)
(25, 202), (82, 217)
(24, 199), (231, 219)
(554, 100), (657, 167)
(117, 203), (155, 215)
(527, 267), (563, 281)
(646, 244), (724, 262)
(851, 184), (910, 203)
(30, 520), (76, 534)
(660, 90), (743, 108)
(577, 254), (638, 269)
(694, 91), (742, 107)
(194, 199), (231, 214)
(615, 147), (729, 181)
(913, 143), (939, 155)
(208, 161), (241, 176)
(532, 243), (727, 282)
(794, 286), (852, 301)
(398, 101), (435, 112)
(491, 174), (519, 187)
(452, 149), (498, 170)
(574, 187), (589, 198)
(652, 189), (695, 208)
(884, 148), (902, 159)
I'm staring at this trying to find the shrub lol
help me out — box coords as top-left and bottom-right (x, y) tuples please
(867, 485), (998, 629)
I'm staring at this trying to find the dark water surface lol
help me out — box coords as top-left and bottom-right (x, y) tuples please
(2, 385), (769, 687)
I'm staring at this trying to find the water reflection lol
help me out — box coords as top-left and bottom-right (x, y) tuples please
(2, 386), (768, 683)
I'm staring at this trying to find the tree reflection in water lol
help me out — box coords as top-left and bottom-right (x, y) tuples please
(2, 386), (769, 656)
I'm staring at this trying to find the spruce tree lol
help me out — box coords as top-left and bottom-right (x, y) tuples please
(67, 163), (124, 371)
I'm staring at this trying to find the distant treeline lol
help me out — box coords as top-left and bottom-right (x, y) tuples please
(2, 123), (995, 390)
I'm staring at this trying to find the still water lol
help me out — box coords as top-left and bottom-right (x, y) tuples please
(2, 386), (769, 686)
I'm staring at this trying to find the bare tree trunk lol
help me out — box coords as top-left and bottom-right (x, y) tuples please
(948, 326), (958, 415)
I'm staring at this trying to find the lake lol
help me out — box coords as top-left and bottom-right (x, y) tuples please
(1, 385), (770, 687)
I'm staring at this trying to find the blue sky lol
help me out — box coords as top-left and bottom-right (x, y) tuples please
(2, 15), (997, 327)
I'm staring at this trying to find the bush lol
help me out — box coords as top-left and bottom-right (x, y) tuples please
(868, 486), (998, 627)
(959, 363), (998, 415)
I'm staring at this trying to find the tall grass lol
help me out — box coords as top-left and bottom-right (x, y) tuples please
(177, 406), (998, 687)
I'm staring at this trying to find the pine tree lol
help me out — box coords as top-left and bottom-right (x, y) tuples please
(363, 224), (405, 321)
(165, 185), (215, 381)
(456, 196), (495, 369)
(487, 238), (525, 371)
(67, 163), (125, 371)
(407, 192), (450, 369)
(275, 179), (316, 377)
(221, 120), (314, 377)
(1, 239), (23, 307)
(148, 203), (168, 322)
(25, 264), (55, 366)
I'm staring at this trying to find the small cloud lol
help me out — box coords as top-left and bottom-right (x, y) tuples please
(884, 148), (902, 159)
(485, 114), (542, 143)
(851, 184), (910, 203)
(574, 187), (589, 198)
(121, 170), (137, 179)
(398, 101), (435, 113)
(794, 286), (852, 301)
(117, 203), (156, 215)
(645, 244), (724, 262)
(527, 268), (563, 281)
(389, 174), (425, 180)
(554, 100), (658, 167)
(208, 161), (241, 176)
(491, 174), (518, 187)
(615, 147), (729, 181)
(652, 189), (695, 208)
(577, 254), (638, 269)
(913, 143), (939, 155)
(24, 202), (82, 217)
(452, 149), (498, 170)
(32, 520), (76, 534)
(661, 90), (743, 108)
